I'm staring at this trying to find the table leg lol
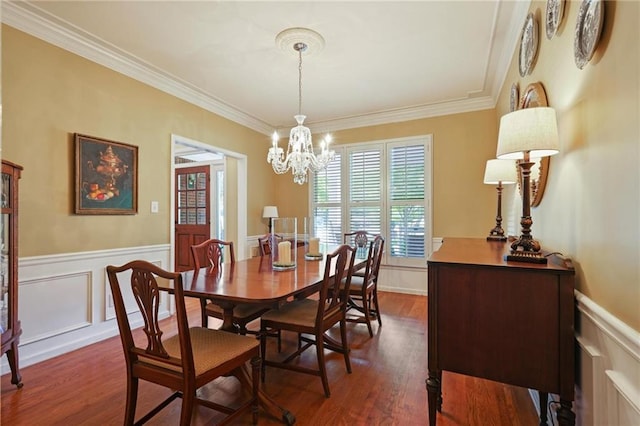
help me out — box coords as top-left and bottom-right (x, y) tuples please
(426, 370), (441, 426)
(556, 399), (575, 426)
(539, 392), (548, 425)
(215, 301), (239, 333)
(235, 364), (296, 425)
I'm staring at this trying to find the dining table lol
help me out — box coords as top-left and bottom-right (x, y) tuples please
(159, 245), (366, 425)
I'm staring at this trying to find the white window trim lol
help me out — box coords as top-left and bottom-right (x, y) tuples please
(309, 135), (433, 268)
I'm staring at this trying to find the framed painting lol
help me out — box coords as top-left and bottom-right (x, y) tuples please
(74, 133), (138, 215)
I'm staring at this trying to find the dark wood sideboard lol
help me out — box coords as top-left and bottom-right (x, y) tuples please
(426, 238), (575, 426)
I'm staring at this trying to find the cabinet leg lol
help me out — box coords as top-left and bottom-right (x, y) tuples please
(426, 371), (441, 426)
(556, 399), (575, 426)
(538, 392), (548, 425)
(6, 341), (23, 388)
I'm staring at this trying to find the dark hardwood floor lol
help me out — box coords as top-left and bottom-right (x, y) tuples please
(1, 292), (539, 425)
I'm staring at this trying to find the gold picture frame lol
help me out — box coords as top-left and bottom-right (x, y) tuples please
(74, 133), (138, 215)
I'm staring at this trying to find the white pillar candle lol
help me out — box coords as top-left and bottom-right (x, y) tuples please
(278, 241), (291, 264)
(308, 238), (320, 255)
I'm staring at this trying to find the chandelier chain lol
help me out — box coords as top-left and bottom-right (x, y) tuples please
(297, 44), (303, 116)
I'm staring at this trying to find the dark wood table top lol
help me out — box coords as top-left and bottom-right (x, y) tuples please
(166, 246), (367, 306)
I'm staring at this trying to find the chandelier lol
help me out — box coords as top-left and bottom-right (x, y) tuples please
(267, 28), (335, 185)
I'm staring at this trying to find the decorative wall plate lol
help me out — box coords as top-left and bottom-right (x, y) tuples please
(545, 0), (565, 39)
(518, 13), (539, 77)
(510, 83), (519, 112)
(517, 82), (550, 207)
(574, 0), (604, 69)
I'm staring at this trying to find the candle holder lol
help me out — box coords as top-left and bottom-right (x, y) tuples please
(304, 217), (323, 261)
(271, 217), (297, 271)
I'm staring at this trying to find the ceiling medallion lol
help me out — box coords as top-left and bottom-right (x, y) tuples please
(276, 27), (325, 57)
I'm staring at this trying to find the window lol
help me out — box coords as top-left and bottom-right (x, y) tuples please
(310, 136), (431, 267)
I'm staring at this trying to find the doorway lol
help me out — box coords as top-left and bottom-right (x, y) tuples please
(174, 165), (211, 271)
(170, 134), (248, 272)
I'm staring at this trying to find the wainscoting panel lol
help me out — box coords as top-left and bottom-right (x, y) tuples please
(0, 245), (171, 375)
(19, 271), (92, 344)
(575, 291), (640, 426)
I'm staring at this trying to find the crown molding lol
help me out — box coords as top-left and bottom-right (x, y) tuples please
(2, 1), (528, 137)
(1, 1), (274, 136)
(304, 96), (496, 134)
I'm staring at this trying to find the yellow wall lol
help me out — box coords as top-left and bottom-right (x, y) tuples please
(2, 26), (277, 256)
(495, 0), (639, 330)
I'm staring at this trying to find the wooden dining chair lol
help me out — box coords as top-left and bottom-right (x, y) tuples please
(106, 260), (260, 425)
(191, 238), (269, 335)
(343, 235), (385, 336)
(259, 244), (357, 398)
(343, 230), (377, 259)
(257, 233), (283, 256)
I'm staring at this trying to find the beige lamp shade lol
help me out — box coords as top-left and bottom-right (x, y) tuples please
(496, 107), (560, 159)
(262, 205), (279, 219)
(483, 159), (518, 184)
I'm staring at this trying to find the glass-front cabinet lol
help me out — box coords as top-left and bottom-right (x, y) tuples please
(1, 160), (23, 388)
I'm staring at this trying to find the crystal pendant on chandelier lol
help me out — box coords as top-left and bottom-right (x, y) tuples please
(267, 28), (335, 185)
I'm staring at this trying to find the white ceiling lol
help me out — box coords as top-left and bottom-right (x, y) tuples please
(2, 1), (530, 135)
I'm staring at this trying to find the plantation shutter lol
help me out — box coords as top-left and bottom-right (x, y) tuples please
(388, 143), (426, 264)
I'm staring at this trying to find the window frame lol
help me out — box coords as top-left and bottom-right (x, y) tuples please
(309, 135), (432, 268)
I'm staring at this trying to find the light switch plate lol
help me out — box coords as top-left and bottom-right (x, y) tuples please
(151, 201), (159, 213)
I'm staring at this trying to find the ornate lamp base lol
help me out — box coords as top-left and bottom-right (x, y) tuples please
(505, 250), (547, 264)
(505, 235), (547, 264)
(487, 226), (507, 241)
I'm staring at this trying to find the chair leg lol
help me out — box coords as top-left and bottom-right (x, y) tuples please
(363, 292), (374, 337)
(124, 376), (138, 425)
(260, 325), (268, 382)
(340, 318), (352, 374)
(179, 388), (194, 426)
(200, 299), (208, 327)
(373, 288), (382, 326)
(251, 356), (260, 425)
(315, 333), (330, 398)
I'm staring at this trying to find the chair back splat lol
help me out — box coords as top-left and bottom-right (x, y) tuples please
(343, 230), (377, 259)
(190, 238), (235, 271)
(257, 233), (283, 256)
(107, 260), (260, 425)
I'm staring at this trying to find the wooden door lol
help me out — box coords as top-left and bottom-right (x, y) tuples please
(175, 165), (210, 271)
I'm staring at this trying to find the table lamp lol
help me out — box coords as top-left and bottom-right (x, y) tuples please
(496, 107), (559, 263)
(262, 205), (279, 233)
(483, 159), (517, 241)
